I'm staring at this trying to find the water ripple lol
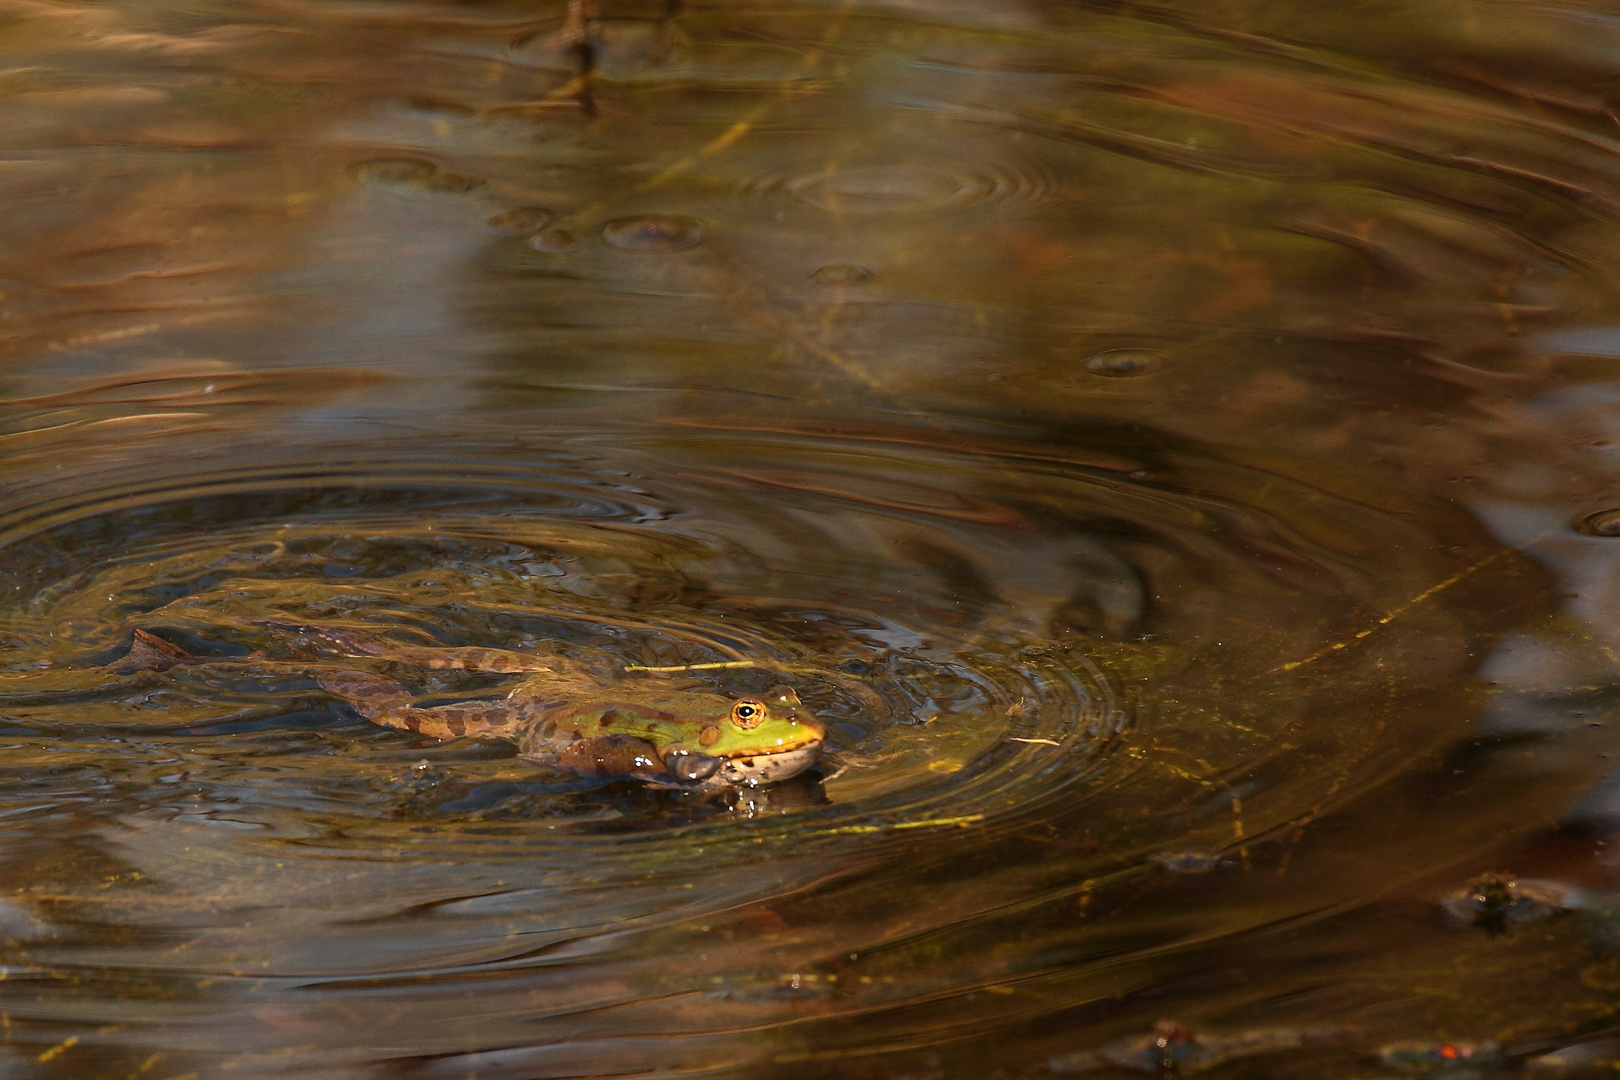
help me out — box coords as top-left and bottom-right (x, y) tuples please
(0, 430), (1131, 849)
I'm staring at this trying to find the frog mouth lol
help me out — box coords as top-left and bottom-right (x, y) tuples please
(659, 730), (825, 787)
(713, 742), (823, 787)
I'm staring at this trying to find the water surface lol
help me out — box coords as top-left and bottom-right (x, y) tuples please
(4, 0), (1620, 1076)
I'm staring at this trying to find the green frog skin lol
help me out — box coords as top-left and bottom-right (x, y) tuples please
(120, 627), (826, 789)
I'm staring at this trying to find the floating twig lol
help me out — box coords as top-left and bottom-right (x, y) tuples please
(562, 0), (600, 116)
(1267, 547), (1509, 675)
(820, 814), (983, 836)
(624, 660), (759, 672)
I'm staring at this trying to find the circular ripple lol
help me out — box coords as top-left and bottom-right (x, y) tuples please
(0, 416), (1488, 866)
(1578, 508), (1620, 536)
(725, 140), (1083, 220)
(485, 207), (552, 236)
(1086, 349), (1165, 377)
(810, 263), (874, 285)
(0, 419), (1546, 1075)
(526, 227), (579, 253)
(0, 434), (1125, 842)
(601, 214), (705, 252)
(349, 157), (484, 195)
(789, 165), (983, 212)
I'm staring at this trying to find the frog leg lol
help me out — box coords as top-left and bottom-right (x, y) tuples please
(315, 669), (528, 743)
(383, 646), (558, 674)
(112, 629), (200, 674)
(318, 669), (694, 783)
(255, 621), (559, 673)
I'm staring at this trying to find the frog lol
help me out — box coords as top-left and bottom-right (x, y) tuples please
(116, 625), (826, 789)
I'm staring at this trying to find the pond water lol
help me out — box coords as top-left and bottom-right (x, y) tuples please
(4, 0), (1620, 1076)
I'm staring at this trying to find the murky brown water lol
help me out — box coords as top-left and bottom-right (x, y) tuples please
(4, 0), (1620, 1076)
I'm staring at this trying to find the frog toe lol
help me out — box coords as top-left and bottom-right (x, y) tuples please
(663, 749), (723, 783)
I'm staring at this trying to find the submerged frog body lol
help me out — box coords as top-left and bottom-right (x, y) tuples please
(120, 627), (826, 789)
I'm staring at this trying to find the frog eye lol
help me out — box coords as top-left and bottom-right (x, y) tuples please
(730, 698), (767, 729)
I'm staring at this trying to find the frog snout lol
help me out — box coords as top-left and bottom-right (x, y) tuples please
(796, 714), (826, 746)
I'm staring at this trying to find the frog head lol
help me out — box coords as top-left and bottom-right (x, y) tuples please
(661, 684), (826, 788)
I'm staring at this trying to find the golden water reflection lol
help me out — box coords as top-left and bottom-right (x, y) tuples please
(3, 0), (1620, 1076)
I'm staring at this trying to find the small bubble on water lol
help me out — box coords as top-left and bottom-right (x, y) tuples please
(486, 207), (553, 235)
(1085, 349), (1164, 378)
(810, 263), (874, 285)
(602, 214), (705, 252)
(350, 157), (440, 192)
(1439, 871), (1575, 932)
(350, 157), (483, 195)
(527, 227), (580, 254)
(1578, 509), (1620, 536)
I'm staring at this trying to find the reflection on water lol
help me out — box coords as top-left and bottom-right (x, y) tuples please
(3, 0), (1620, 1076)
